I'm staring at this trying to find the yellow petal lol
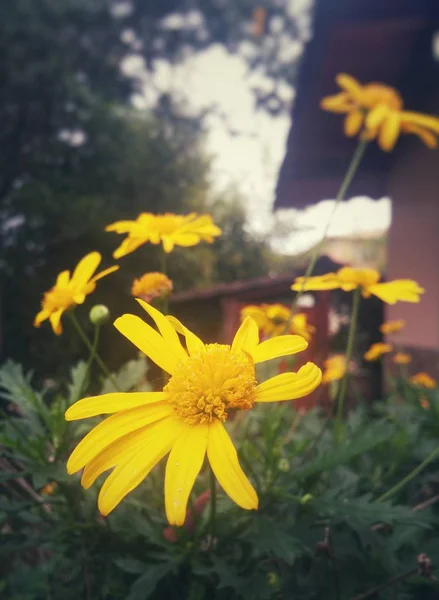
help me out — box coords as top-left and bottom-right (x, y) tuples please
(162, 236), (175, 253)
(336, 73), (364, 103)
(113, 237), (146, 259)
(56, 270), (71, 286)
(378, 112), (401, 151)
(135, 299), (187, 363)
(291, 273), (340, 292)
(401, 123), (437, 149)
(344, 110), (364, 137)
(165, 424), (209, 526)
(113, 314), (182, 374)
(65, 391), (166, 421)
(166, 315), (204, 356)
(98, 416), (182, 516)
(81, 421), (161, 488)
(320, 92), (353, 113)
(231, 317), (259, 353)
(250, 335), (308, 364)
(367, 280), (424, 304)
(256, 362), (322, 402)
(34, 309), (49, 327)
(66, 402), (173, 474)
(71, 252), (101, 288)
(90, 265), (119, 284)
(400, 111), (439, 134)
(105, 220), (136, 233)
(207, 420), (258, 510)
(365, 104), (389, 130)
(49, 309), (64, 335)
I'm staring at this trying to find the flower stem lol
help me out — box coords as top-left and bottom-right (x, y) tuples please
(208, 465), (216, 536)
(79, 325), (100, 399)
(289, 138), (369, 320)
(160, 249), (169, 314)
(376, 446), (439, 503)
(335, 287), (361, 440)
(68, 312), (120, 391)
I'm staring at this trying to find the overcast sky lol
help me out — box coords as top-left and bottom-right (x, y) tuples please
(122, 17), (391, 255)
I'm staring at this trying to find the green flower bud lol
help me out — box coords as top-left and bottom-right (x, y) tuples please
(89, 304), (110, 326)
(278, 458), (290, 472)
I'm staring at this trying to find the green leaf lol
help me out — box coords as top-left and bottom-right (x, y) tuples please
(67, 361), (88, 405)
(125, 562), (175, 600)
(295, 422), (392, 478)
(101, 355), (150, 394)
(243, 516), (302, 564)
(114, 558), (149, 574)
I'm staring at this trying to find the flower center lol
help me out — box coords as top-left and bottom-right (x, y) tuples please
(44, 285), (75, 311)
(164, 344), (257, 425)
(362, 84), (403, 111)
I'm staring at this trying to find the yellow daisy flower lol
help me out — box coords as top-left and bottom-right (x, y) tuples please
(65, 301), (322, 524)
(106, 212), (222, 258)
(393, 352), (411, 365)
(240, 304), (315, 340)
(321, 73), (439, 151)
(131, 272), (173, 303)
(364, 342), (393, 362)
(34, 252), (119, 335)
(380, 320), (405, 335)
(291, 267), (424, 305)
(322, 355), (346, 384)
(409, 372), (437, 389)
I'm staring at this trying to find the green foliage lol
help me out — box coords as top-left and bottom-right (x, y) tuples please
(1, 359), (439, 599)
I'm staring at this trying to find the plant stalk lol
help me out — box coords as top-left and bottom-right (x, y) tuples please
(289, 138), (369, 320)
(209, 465), (216, 536)
(68, 312), (120, 391)
(377, 446), (439, 503)
(335, 287), (361, 438)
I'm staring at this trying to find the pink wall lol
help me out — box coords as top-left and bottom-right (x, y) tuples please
(387, 141), (439, 349)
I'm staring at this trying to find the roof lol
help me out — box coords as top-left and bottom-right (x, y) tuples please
(170, 274), (294, 304)
(275, 0), (439, 210)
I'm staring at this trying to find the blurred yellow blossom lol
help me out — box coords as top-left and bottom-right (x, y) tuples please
(380, 320), (405, 335)
(393, 352), (412, 365)
(292, 267), (424, 305)
(409, 372), (437, 389)
(66, 302), (321, 523)
(322, 355), (346, 384)
(41, 482), (57, 495)
(321, 73), (439, 151)
(106, 212), (221, 257)
(240, 304), (315, 339)
(34, 252), (119, 335)
(364, 342), (393, 362)
(131, 272), (173, 303)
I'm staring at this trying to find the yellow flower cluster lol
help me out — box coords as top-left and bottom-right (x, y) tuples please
(66, 302), (322, 522)
(106, 212), (221, 257)
(322, 74), (439, 151)
(322, 355), (346, 384)
(34, 252), (118, 335)
(292, 267), (424, 305)
(131, 272), (173, 303)
(240, 304), (315, 340)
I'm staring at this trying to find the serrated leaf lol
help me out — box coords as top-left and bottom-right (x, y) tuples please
(101, 355), (150, 394)
(295, 423), (392, 478)
(67, 361), (88, 404)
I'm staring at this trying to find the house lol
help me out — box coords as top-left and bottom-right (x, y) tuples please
(275, 0), (439, 374)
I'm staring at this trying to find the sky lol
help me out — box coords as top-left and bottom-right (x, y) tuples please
(121, 8), (391, 255)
